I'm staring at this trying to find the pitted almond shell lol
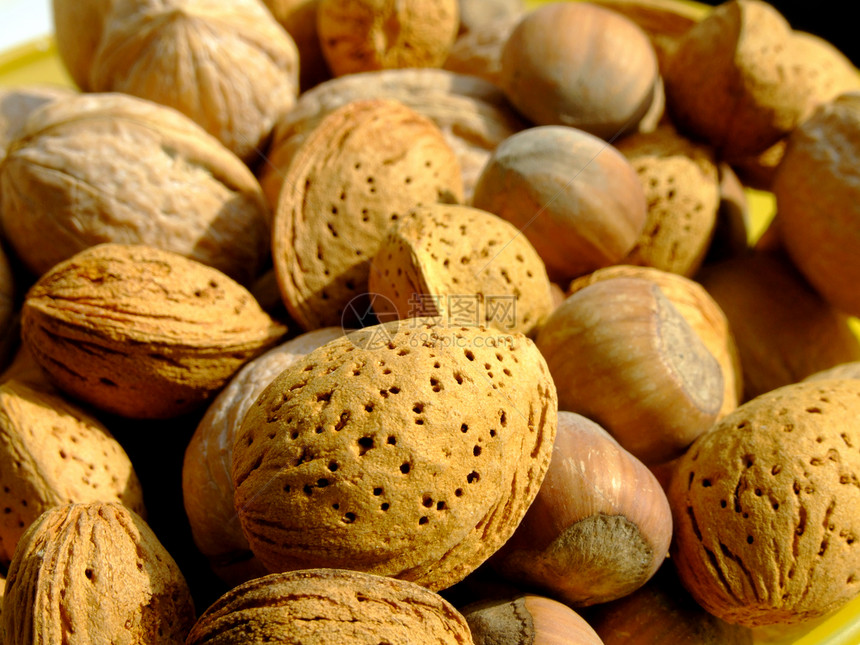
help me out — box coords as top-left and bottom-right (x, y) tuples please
(369, 203), (554, 336)
(21, 243), (287, 419)
(569, 264), (741, 419)
(233, 320), (557, 591)
(317, 0), (459, 77)
(260, 68), (524, 206)
(615, 125), (721, 277)
(665, 0), (813, 160)
(89, 0), (300, 162)
(182, 327), (343, 585)
(669, 379), (860, 627)
(1, 502), (195, 644)
(0, 379), (145, 565)
(186, 568), (474, 644)
(0, 92), (270, 285)
(272, 98), (463, 331)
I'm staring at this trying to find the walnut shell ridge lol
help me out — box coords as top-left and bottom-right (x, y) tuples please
(233, 320), (557, 591)
(21, 243), (287, 419)
(669, 379), (860, 626)
(0, 92), (271, 285)
(89, 0), (300, 162)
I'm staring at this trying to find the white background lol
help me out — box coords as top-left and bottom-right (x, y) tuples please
(0, 0), (52, 52)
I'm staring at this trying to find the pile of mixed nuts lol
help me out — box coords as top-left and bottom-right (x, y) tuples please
(0, 0), (859, 642)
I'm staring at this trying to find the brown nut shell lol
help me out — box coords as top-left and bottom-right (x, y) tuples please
(568, 264), (741, 420)
(272, 98), (463, 331)
(463, 594), (603, 645)
(182, 327), (343, 585)
(537, 277), (723, 464)
(89, 0), (300, 162)
(1, 502), (195, 644)
(0, 379), (145, 565)
(773, 93), (860, 317)
(669, 379), (860, 627)
(0, 92), (270, 285)
(51, 0), (111, 91)
(472, 125), (647, 284)
(493, 412), (672, 606)
(21, 243), (287, 419)
(187, 568), (473, 644)
(232, 321), (557, 591)
(665, 0), (844, 160)
(369, 203), (554, 336)
(500, 2), (658, 139)
(317, 0), (460, 76)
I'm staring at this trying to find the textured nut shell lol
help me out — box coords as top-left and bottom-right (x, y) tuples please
(669, 379), (860, 626)
(261, 0), (330, 91)
(665, 0), (814, 159)
(494, 412), (672, 606)
(537, 277), (723, 464)
(21, 243), (287, 419)
(233, 321), (557, 590)
(0, 92), (270, 285)
(89, 0), (299, 162)
(369, 204), (554, 335)
(463, 594), (603, 645)
(1, 502), (195, 643)
(590, 562), (754, 645)
(500, 2), (658, 139)
(317, 0), (459, 76)
(187, 568), (474, 644)
(472, 125), (647, 283)
(615, 125), (720, 277)
(569, 264), (741, 420)
(697, 252), (860, 401)
(774, 94), (860, 317)
(272, 99), (463, 331)
(182, 327), (342, 584)
(260, 69), (524, 207)
(0, 379), (145, 565)
(444, 13), (522, 87)
(0, 243), (14, 365)
(51, 0), (113, 91)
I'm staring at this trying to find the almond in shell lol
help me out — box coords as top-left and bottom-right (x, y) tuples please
(272, 98), (463, 331)
(182, 327), (343, 585)
(232, 320), (557, 590)
(21, 243), (287, 419)
(369, 203), (554, 336)
(0, 379), (145, 565)
(186, 568), (474, 644)
(1, 502), (195, 644)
